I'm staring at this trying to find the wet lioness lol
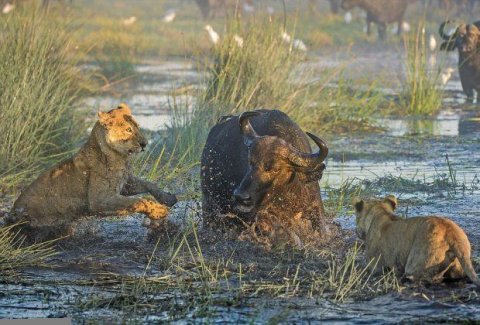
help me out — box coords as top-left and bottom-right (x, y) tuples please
(353, 195), (480, 286)
(11, 104), (177, 240)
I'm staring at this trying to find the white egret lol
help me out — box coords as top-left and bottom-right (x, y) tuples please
(429, 34), (437, 51)
(163, 10), (177, 23)
(344, 11), (352, 24)
(205, 25), (220, 44)
(2, 3), (15, 14)
(233, 34), (244, 48)
(123, 16), (136, 26)
(441, 68), (455, 85)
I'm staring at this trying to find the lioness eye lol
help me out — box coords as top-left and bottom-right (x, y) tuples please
(126, 127), (133, 133)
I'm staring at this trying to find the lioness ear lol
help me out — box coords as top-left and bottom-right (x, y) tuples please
(98, 111), (110, 126)
(385, 195), (397, 210)
(117, 103), (131, 115)
(352, 196), (364, 213)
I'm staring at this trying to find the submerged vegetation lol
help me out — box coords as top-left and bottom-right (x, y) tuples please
(0, 223), (58, 275)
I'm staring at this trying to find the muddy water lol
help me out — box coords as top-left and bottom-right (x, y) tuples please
(1, 58), (480, 323)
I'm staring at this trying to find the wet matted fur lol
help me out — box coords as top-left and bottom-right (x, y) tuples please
(10, 104), (177, 242)
(353, 195), (480, 286)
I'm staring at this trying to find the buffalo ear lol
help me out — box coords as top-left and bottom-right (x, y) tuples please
(385, 195), (398, 210)
(98, 111), (110, 127)
(352, 196), (364, 213)
(440, 41), (456, 51)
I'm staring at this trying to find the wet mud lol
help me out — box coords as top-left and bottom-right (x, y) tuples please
(1, 53), (479, 323)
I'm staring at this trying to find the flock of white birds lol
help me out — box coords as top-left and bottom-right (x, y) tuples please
(1, 0), (456, 86)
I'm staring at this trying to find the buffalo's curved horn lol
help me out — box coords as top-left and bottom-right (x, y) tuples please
(239, 111), (261, 144)
(286, 132), (329, 170)
(439, 20), (456, 41)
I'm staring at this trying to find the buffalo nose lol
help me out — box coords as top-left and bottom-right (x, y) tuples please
(233, 188), (250, 203)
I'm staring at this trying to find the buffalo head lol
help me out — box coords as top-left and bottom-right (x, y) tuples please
(233, 111), (328, 213)
(439, 20), (480, 53)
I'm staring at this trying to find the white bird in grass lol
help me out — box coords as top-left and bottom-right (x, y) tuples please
(344, 11), (352, 24)
(402, 21), (411, 33)
(243, 3), (254, 13)
(233, 34), (244, 48)
(282, 32), (307, 52)
(293, 38), (307, 51)
(2, 2), (15, 14)
(205, 25), (220, 44)
(429, 34), (437, 52)
(123, 16), (137, 26)
(163, 9), (177, 23)
(441, 67), (455, 85)
(391, 21), (411, 34)
(267, 6), (275, 15)
(281, 31), (291, 43)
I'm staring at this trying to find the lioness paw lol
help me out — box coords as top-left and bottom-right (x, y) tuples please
(141, 199), (169, 220)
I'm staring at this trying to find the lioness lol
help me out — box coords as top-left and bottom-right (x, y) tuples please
(353, 195), (480, 286)
(11, 104), (177, 240)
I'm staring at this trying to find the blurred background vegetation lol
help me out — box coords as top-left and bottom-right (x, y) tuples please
(0, 0), (477, 191)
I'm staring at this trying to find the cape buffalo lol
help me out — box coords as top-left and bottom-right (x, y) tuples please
(440, 20), (480, 103)
(201, 110), (329, 247)
(341, 0), (408, 40)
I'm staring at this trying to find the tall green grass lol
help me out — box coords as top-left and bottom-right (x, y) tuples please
(167, 18), (383, 164)
(0, 9), (87, 190)
(402, 22), (444, 116)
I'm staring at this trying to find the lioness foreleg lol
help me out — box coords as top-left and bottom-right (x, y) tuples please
(90, 195), (169, 220)
(122, 174), (177, 207)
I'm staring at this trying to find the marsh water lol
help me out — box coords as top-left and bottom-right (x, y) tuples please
(1, 53), (479, 323)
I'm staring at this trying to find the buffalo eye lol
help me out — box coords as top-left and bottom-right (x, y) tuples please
(265, 165), (280, 173)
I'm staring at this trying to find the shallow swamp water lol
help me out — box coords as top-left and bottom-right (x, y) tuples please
(1, 53), (479, 323)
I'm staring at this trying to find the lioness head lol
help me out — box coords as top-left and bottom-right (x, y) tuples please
(352, 195), (398, 240)
(98, 103), (148, 156)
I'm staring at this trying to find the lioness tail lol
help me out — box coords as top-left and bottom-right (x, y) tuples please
(451, 240), (480, 287)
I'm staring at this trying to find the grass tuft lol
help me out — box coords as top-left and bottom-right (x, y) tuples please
(402, 21), (444, 116)
(167, 17), (383, 165)
(0, 223), (58, 274)
(0, 8), (87, 190)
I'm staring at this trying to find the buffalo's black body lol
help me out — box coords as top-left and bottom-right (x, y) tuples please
(440, 21), (480, 103)
(201, 110), (327, 240)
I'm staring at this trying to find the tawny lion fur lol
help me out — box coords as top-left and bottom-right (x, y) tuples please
(353, 195), (480, 286)
(11, 104), (177, 240)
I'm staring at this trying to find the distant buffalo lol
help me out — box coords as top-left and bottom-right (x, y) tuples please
(194, 0), (253, 19)
(201, 110), (330, 247)
(341, 0), (408, 40)
(440, 20), (480, 103)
